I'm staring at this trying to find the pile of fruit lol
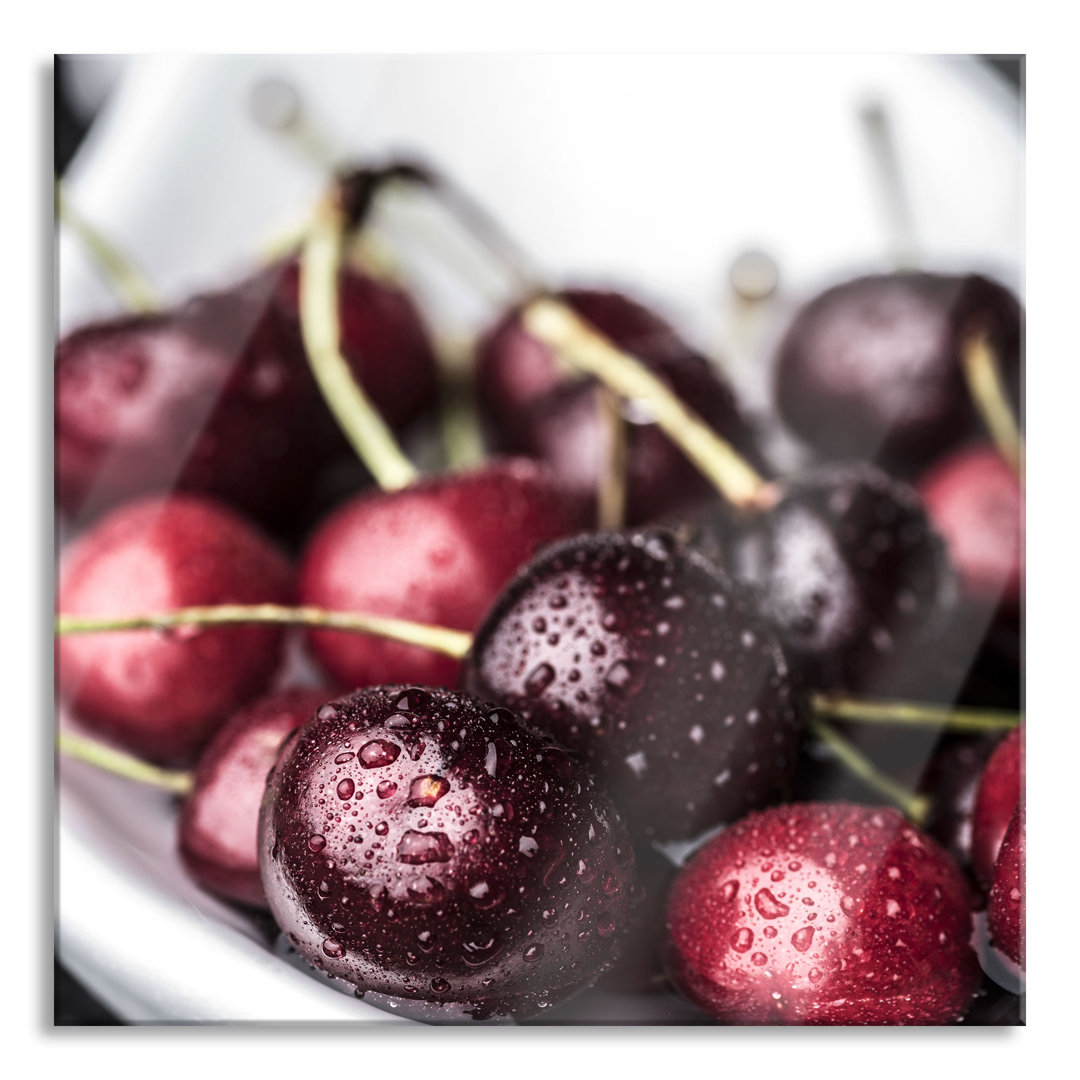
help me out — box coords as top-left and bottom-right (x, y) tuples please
(55, 160), (1024, 1025)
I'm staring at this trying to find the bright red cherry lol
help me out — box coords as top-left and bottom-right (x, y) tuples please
(987, 804), (1024, 968)
(971, 726), (1024, 890)
(666, 802), (981, 1025)
(179, 688), (330, 908)
(57, 494), (293, 765)
(298, 459), (587, 691)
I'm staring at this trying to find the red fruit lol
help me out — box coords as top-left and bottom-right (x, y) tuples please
(465, 529), (801, 843)
(258, 686), (638, 1021)
(298, 459), (586, 690)
(179, 688), (329, 908)
(918, 445), (1024, 610)
(55, 261), (438, 531)
(971, 726), (1024, 890)
(666, 803), (981, 1025)
(57, 495), (293, 765)
(987, 804), (1024, 967)
(476, 288), (765, 524)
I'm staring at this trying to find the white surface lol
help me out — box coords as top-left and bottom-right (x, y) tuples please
(56, 54), (1023, 1024)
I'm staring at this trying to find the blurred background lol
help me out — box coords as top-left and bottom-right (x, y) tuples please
(54, 53), (1024, 1026)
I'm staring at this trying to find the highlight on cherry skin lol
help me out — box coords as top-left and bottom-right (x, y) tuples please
(665, 802), (983, 1025)
(258, 685), (639, 1021)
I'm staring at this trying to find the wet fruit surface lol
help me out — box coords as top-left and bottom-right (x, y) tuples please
(57, 494), (293, 765)
(476, 288), (765, 523)
(987, 803), (1024, 968)
(259, 686), (638, 1020)
(299, 459), (586, 690)
(773, 272), (1022, 474)
(728, 462), (957, 693)
(665, 802), (981, 1024)
(466, 529), (802, 842)
(971, 726), (1024, 890)
(179, 688), (330, 908)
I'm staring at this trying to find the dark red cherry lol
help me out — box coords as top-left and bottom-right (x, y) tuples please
(987, 803), (1024, 968)
(726, 462), (957, 694)
(918, 445), (1023, 611)
(465, 529), (802, 843)
(57, 494), (293, 765)
(774, 272), (1022, 475)
(55, 260), (438, 532)
(298, 459), (587, 690)
(476, 288), (765, 524)
(258, 685), (638, 1021)
(179, 688), (330, 908)
(665, 802), (981, 1025)
(971, 726), (1024, 890)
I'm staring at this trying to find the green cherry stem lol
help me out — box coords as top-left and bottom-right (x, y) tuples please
(55, 604), (473, 661)
(597, 388), (628, 530)
(57, 730), (193, 795)
(961, 329), (1024, 479)
(523, 297), (776, 514)
(811, 692), (1021, 733)
(299, 189), (419, 491)
(808, 718), (931, 826)
(55, 179), (158, 313)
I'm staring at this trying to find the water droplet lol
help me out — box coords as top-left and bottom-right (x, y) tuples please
(689, 724), (705, 745)
(532, 616), (547, 633)
(754, 888), (791, 919)
(519, 836), (539, 858)
(394, 689), (431, 713)
(374, 821), (389, 836)
(525, 662), (556, 697)
(337, 778), (355, 800)
(307, 834), (327, 852)
(731, 927), (754, 952)
(408, 775), (450, 807)
(463, 829), (480, 845)
(605, 659), (639, 694)
(710, 660), (726, 682)
(376, 780), (397, 799)
(397, 830), (454, 865)
(322, 938), (344, 958)
(430, 977), (450, 994)
(597, 913), (616, 937)
(523, 944), (544, 963)
(624, 751), (648, 778)
(317, 704), (338, 721)
(791, 926), (815, 952)
(462, 936), (502, 965)
(808, 967), (823, 983)
(721, 880), (739, 902)
(334, 752), (355, 765)
(751, 952), (768, 966)
(359, 740), (400, 768)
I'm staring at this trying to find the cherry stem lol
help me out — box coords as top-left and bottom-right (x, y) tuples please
(300, 188), (419, 491)
(523, 298), (776, 513)
(809, 718), (931, 825)
(436, 336), (486, 470)
(57, 730), (193, 795)
(961, 329), (1024, 478)
(811, 693), (1020, 733)
(54, 604), (473, 660)
(55, 178), (158, 313)
(597, 388), (628, 530)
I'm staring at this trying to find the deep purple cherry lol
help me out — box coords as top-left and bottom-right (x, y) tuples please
(465, 529), (802, 843)
(258, 685), (638, 1021)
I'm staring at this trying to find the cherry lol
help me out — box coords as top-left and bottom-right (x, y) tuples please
(258, 685), (638, 1021)
(987, 803), (1024, 968)
(773, 271), (1022, 475)
(55, 260), (437, 531)
(476, 288), (764, 523)
(179, 688), (330, 908)
(665, 802), (981, 1024)
(298, 458), (587, 691)
(971, 725), (1024, 890)
(57, 494), (293, 765)
(464, 529), (802, 843)
(723, 462), (958, 695)
(918, 444), (1023, 611)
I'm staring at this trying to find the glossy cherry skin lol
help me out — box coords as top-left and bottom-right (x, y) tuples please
(665, 802), (981, 1025)
(55, 261), (437, 531)
(987, 803), (1024, 967)
(258, 686), (638, 1021)
(57, 494), (293, 765)
(465, 529), (802, 843)
(179, 688), (330, 908)
(299, 459), (587, 691)
(476, 288), (765, 524)
(774, 272), (1022, 475)
(918, 445), (1023, 611)
(971, 726), (1024, 890)
(725, 462), (957, 694)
